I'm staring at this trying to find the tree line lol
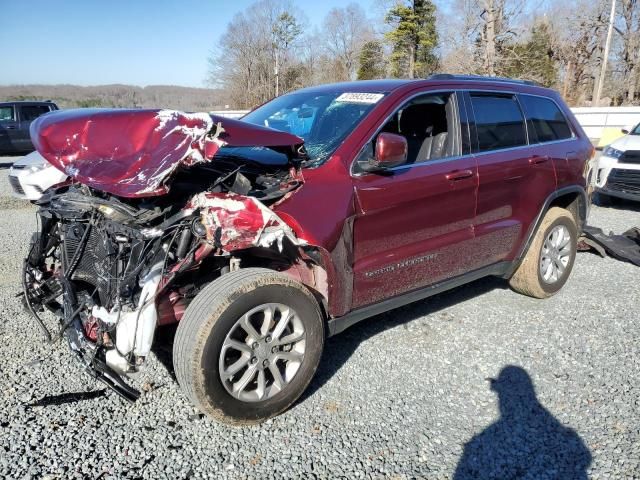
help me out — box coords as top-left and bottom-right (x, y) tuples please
(208, 0), (640, 108)
(0, 84), (227, 111)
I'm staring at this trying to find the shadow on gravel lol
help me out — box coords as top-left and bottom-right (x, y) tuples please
(300, 275), (508, 402)
(150, 276), (521, 412)
(454, 366), (592, 480)
(593, 195), (640, 213)
(26, 389), (107, 408)
(150, 276), (508, 400)
(152, 325), (178, 382)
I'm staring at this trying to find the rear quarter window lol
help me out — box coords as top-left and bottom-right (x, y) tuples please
(0, 106), (15, 121)
(519, 95), (572, 142)
(469, 94), (527, 152)
(20, 105), (52, 122)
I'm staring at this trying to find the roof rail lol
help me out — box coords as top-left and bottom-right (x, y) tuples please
(428, 73), (540, 87)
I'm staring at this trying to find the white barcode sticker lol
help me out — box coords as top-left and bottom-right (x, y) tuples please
(335, 93), (384, 104)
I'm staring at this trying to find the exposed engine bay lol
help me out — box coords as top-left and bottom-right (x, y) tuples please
(22, 109), (314, 401)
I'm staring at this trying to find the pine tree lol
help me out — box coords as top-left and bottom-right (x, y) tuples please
(272, 12), (302, 96)
(500, 21), (557, 87)
(384, 0), (438, 79)
(357, 41), (386, 80)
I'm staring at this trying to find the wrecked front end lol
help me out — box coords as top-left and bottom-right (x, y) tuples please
(22, 109), (310, 401)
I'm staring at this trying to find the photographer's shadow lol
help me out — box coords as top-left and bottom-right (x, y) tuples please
(454, 366), (592, 480)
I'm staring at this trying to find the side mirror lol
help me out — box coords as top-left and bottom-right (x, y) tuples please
(359, 132), (408, 172)
(621, 127), (630, 135)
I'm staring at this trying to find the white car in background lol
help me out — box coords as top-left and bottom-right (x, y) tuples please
(8, 150), (67, 200)
(594, 123), (640, 203)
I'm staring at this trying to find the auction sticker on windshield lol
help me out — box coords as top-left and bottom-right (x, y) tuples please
(335, 93), (384, 104)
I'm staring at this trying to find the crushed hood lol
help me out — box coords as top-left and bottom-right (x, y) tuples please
(30, 109), (304, 198)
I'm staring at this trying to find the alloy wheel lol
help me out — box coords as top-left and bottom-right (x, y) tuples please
(218, 303), (306, 402)
(539, 224), (572, 284)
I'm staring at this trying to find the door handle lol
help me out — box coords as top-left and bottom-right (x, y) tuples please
(4, 125), (16, 130)
(445, 169), (474, 181)
(529, 155), (548, 165)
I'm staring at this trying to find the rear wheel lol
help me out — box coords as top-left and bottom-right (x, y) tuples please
(509, 207), (577, 299)
(173, 268), (324, 425)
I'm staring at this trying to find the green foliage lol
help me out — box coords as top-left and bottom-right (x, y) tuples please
(75, 98), (104, 108)
(499, 21), (557, 87)
(357, 40), (386, 80)
(272, 12), (301, 50)
(384, 0), (438, 78)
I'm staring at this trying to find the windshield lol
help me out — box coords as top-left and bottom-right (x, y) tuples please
(241, 91), (386, 165)
(632, 123), (640, 135)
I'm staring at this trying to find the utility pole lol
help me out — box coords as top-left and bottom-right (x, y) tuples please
(595, 0), (616, 106)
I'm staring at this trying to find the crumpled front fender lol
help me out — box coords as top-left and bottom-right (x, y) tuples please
(189, 192), (304, 252)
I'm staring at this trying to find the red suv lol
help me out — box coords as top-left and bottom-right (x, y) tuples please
(24, 75), (592, 424)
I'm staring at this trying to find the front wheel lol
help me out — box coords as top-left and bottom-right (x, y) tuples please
(509, 207), (578, 299)
(173, 268), (324, 425)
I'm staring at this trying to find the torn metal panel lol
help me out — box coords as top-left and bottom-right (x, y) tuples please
(190, 192), (305, 252)
(31, 109), (213, 198)
(30, 109), (305, 198)
(207, 114), (305, 153)
(281, 261), (330, 306)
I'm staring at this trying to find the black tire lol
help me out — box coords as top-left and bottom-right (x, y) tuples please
(509, 207), (578, 299)
(173, 268), (325, 425)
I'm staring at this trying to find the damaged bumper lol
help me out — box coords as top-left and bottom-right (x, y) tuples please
(22, 108), (316, 403)
(23, 187), (308, 403)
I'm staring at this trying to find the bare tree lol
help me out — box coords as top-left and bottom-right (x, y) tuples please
(322, 3), (373, 81)
(272, 12), (302, 96)
(476, 0), (527, 75)
(438, 0), (483, 73)
(616, 0), (640, 102)
(438, 0), (526, 76)
(208, 0), (307, 108)
(547, 0), (609, 105)
(13, 0), (640, 109)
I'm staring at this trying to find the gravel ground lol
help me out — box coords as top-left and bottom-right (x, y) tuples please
(0, 154), (639, 479)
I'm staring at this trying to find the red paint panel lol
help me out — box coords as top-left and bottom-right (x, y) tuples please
(157, 291), (187, 326)
(351, 157), (478, 308)
(273, 160), (357, 316)
(208, 114), (303, 148)
(194, 192), (269, 251)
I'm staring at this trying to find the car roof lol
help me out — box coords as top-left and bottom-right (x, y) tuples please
(288, 75), (556, 97)
(292, 79), (419, 94)
(0, 100), (56, 106)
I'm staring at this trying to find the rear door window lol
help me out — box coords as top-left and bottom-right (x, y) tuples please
(519, 95), (572, 142)
(20, 105), (51, 122)
(0, 106), (15, 121)
(469, 93), (527, 152)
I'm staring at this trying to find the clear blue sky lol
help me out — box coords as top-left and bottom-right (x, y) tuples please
(1, 0), (378, 87)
